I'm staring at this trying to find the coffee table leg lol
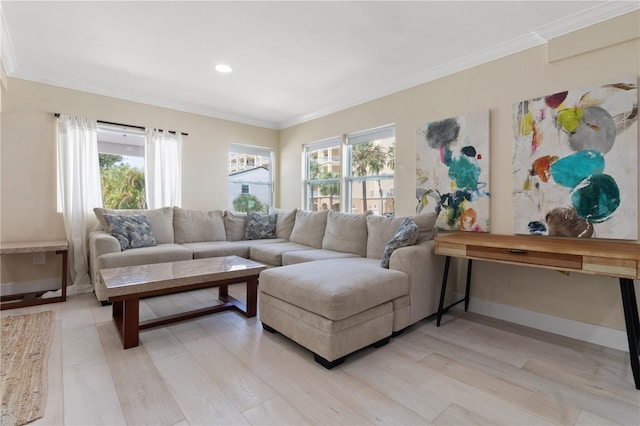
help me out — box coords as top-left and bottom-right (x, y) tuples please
(122, 298), (140, 349)
(246, 277), (257, 318)
(219, 284), (228, 301)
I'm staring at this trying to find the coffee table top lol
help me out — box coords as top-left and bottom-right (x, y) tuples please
(101, 255), (266, 298)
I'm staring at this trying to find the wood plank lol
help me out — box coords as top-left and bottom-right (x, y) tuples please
(97, 323), (186, 425)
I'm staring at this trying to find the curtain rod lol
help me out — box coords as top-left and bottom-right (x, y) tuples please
(54, 113), (188, 136)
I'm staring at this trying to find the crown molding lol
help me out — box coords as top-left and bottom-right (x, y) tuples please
(278, 2), (640, 130)
(534, 0), (640, 41)
(10, 67), (280, 129)
(0, 4), (17, 75)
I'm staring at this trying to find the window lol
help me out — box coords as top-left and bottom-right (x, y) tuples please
(346, 125), (395, 215)
(304, 137), (341, 211)
(228, 144), (273, 213)
(97, 124), (147, 209)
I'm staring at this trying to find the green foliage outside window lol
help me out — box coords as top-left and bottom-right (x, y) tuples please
(99, 153), (147, 209)
(233, 193), (264, 213)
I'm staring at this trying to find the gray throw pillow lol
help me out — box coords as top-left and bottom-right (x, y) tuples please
(102, 213), (157, 250)
(380, 218), (418, 268)
(245, 212), (277, 240)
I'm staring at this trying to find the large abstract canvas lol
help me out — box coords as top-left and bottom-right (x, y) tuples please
(416, 110), (490, 232)
(512, 76), (638, 240)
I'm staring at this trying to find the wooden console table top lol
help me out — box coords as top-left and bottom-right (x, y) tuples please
(435, 232), (640, 279)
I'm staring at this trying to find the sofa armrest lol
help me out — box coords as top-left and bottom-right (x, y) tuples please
(389, 240), (445, 325)
(88, 231), (121, 300)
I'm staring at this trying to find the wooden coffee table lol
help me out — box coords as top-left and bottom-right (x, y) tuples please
(100, 255), (266, 349)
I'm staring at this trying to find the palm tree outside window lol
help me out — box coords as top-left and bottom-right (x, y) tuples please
(346, 125), (395, 215)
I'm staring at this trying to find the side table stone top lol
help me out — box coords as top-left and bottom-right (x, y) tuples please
(0, 240), (69, 254)
(101, 255), (266, 298)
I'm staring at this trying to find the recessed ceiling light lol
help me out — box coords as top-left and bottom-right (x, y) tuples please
(215, 64), (233, 73)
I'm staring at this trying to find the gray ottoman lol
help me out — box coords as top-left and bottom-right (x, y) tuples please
(258, 258), (409, 368)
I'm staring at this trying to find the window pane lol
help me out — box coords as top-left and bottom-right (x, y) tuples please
(228, 145), (273, 212)
(307, 146), (340, 179)
(97, 126), (147, 209)
(307, 181), (341, 212)
(349, 177), (394, 215)
(349, 136), (394, 177)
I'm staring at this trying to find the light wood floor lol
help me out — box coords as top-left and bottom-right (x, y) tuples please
(2, 285), (639, 425)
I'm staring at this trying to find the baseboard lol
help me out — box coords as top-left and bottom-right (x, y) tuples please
(453, 293), (629, 352)
(0, 278), (60, 296)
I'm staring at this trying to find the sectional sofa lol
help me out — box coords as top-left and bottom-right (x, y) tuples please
(89, 206), (445, 366)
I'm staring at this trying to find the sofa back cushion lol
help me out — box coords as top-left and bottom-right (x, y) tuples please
(269, 207), (297, 240)
(366, 212), (437, 259)
(173, 207), (226, 244)
(289, 210), (328, 249)
(94, 206), (174, 244)
(322, 211), (370, 256)
(224, 211), (247, 241)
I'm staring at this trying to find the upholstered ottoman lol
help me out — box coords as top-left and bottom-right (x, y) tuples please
(258, 257), (409, 368)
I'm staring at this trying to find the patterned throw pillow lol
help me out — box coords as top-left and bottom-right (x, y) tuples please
(102, 213), (157, 250)
(380, 218), (419, 268)
(245, 212), (277, 240)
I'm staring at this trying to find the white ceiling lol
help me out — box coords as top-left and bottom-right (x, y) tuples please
(1, 1), (638, 129)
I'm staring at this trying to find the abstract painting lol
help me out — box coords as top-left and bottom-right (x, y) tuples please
(416, 110), (490, 232)
(512, 76), (638, 240)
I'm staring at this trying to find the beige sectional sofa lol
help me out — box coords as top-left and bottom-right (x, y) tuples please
(88, 206), (444, 367)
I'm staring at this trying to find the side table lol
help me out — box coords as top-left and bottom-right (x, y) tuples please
(0, 240), (68, 310)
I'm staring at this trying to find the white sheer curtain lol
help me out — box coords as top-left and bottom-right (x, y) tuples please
(144, 129), (182, 208)
(56, 115), (102, 291)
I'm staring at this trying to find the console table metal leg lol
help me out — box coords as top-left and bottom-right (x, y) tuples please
(464, 259), (473, 311)
(619, 278), (640, 390)
(436, 256), (452, 327)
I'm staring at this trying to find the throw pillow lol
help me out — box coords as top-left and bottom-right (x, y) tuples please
(94, 206), (174, 244)
(102, 213), (157, 250)
(245, 212), (277, 240)
(380, 218), (418, 268)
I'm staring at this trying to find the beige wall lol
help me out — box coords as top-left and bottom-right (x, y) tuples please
(279, 12), (640, 331)
(1, 79), (277, 285)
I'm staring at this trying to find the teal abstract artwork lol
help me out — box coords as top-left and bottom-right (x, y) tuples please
(416, 111), (490, 232)
(512, 76), (638, 240)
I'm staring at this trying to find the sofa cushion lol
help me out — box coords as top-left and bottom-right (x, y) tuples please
(173, 207), (226, 244)
(289, 210), (328, 249)
(366, 212), (437, 259)
(269, 207), (297, 240)
(182, 241), (250, 259)
(97, 244), (193, 271)
(102, 213), (157, 250)
(282, 249), (359, 265)
(321, 211), (370, 256)
(94, 206), (174, 244)
(250, 242), (313, 266)
(224, 211), (247, 242)
(245, 212), (277, 240)
(259, 258), (409, 321)
(381, 218), (419, 268)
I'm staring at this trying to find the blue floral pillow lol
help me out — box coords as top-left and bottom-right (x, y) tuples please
(102, 213), (157, 250)
(380, 218), (419, 268)
(245, 212), (277, 240)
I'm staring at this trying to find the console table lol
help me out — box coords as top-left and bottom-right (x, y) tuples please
(434, 232), (640, 390)
(0, 240), (68, 310)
